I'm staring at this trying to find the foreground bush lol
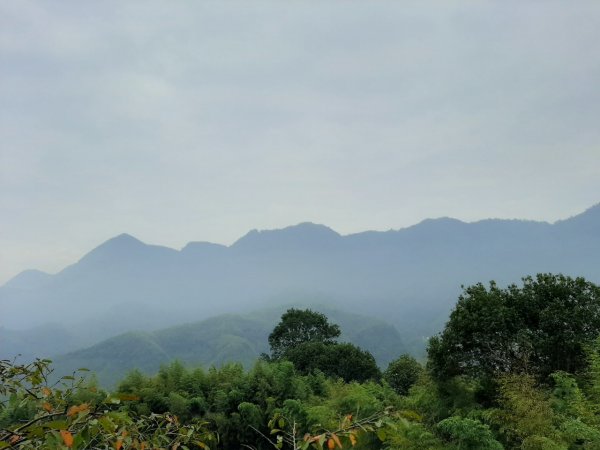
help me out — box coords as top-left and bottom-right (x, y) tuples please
(0, 358), (216, 449)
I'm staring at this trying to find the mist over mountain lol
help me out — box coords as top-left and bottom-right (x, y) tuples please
(2, 203), (599, 360)
(51, 306), (405, 387)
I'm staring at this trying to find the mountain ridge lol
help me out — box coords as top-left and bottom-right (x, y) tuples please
(2, 202), (599, 361)
(6, 204), (599, 285)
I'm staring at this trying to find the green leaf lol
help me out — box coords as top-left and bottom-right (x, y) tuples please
(28, 425), (45, 437)
(376, 429), (387, 441)
(43, 420), (69, 430)
(318, 434), (327, 449)
(98, 416), (115, 433)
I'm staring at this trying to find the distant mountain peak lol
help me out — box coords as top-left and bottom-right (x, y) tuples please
(232, 222), (340, 250)
(417, 217), (465, 226)
(180, 241), (227, 256)
(76, 233), (148, 265)
(406, 216), (466, 231)
(3, 269), (52, 289)
(92, 233), (146, 252)
(281, 222), (340, 235)
(181, 241), (227, 251)
(106, 233), (144, 245)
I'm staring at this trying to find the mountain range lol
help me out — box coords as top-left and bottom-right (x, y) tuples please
(2, 203), (599, 364)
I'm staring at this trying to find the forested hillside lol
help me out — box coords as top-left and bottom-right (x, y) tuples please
(4, 273), (600, 449)
(51, 307), (406, 387)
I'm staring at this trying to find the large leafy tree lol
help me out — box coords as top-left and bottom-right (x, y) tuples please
(428, 274), (600, 383)
(284, 341), (381, 383)
(268, 308), (341, 359)
(268, 309), (380, 382)
(384, 355), (423, 396)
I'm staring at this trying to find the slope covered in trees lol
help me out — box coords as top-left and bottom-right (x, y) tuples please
(5, 274), (600, 449)
(51, 307), (406, 387)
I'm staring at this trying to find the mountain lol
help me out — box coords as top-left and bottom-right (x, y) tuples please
(3, 269), (52, 290)
(2, 203), (600, 360)
(0, 323), (78, 361)
(231, 223), (342, 253)
(51, 307), (406, 387)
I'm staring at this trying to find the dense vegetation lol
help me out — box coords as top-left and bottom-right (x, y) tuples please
(266, 308), (381, 383)
(3, 273), (600, 449)
(50, 308), (406, 387)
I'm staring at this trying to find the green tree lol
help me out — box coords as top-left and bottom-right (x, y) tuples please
(268, 308), (341, 359)
(491, 374), (559, 448)
(384, 354), (423, 396)
(436, 416), (503, 450)
(268, 309), (380, 382)
(284, 341), (381, 383)
(549, 371), (600, 448)
(428, 274), (600, 383)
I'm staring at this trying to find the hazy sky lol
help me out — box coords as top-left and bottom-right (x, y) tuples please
(1, 1), (599, 284)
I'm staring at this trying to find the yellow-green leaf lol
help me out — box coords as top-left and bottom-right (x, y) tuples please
(43, 420), (68, 430)
(349, 433), (357, 447)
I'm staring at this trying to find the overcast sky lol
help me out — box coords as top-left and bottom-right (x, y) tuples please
(1, 1), (599, 284)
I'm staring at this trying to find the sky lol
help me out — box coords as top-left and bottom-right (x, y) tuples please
(1, 1), (599, 284)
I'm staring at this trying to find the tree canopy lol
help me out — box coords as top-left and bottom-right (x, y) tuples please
(284, 341), (381, 383)
(268, 308), (380, 382)
(383, 354), (423, 396)
(268, 308), (341, 359)
(428, 273), (600, 383)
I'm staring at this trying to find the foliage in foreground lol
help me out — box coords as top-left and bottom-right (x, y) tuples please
(0, 358), (215, 449)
